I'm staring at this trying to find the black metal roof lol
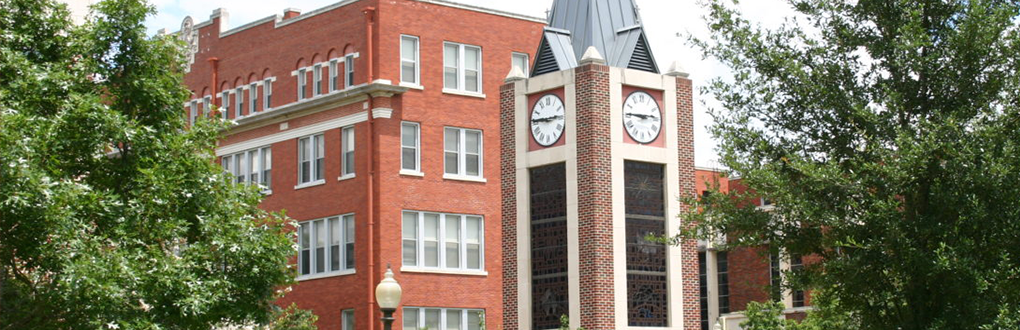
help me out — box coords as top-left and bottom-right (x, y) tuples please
(531, 0), (659, 76)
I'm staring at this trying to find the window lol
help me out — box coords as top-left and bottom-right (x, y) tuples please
(443, 42), (482, 93)
(298, 134), (325, 185)
(249, 83), (259, 114)
(221, 146), (272, 191)
(791, 254), (805, 307)
(202, 96), (211, 116)
(512, 52), (529, 77)
(400, 35), (419, 85)
(313, 64), (323, 96)
(297, 68), (308, 100)
(444, 127), (482, 178)
(699, 252), (709, 330)
(235, 87), (244, 118)
(344, 54), (355, 88)
(298, 214), (355, 277)
(402, 308), (483, 330)
(263, 78), (273, 110)
(341, 126), (355, 177)
(329, 59), (339, 92)
(718, 251), (731, 313)
(770, 252), (782, 301)
(342, 309), (355, 330)
(400, 122), (420, 172)
(220, 91), (230, 119)
(188, 100), (198, 126)
(402, 211), (482, 271)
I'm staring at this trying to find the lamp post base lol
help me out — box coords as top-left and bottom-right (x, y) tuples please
(381, 308), (396, 330)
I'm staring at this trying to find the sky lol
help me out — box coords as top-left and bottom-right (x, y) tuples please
(130, 0), (799, 169)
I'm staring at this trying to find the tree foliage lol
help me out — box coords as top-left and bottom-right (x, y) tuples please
(684, 0), (1020, 329)
(0, 0), (300, 328)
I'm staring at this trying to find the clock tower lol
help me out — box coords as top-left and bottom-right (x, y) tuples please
(500, 1), (697, 329)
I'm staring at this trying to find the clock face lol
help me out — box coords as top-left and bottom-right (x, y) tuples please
(623, 91), (661, 144)
(531, 94), (565, 147)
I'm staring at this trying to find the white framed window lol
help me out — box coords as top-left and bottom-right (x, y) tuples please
(248, 83), (259, 114)
(297, 134), (325, 186)
(402, 307), (483, 330)
(202, 96), (211, 116)
(220, 91), (230, 119)
(188, 100), (198, 126)
(402, 211), (483, 271)
(297, 68), (308, 100)
(221, 146), (272, 192)
(342, 309), (355, 330)
(400, 122), (420, 173)
(444, 127), (482, 178)
(341, 126), (355, 177)
(400, 35), (419, 85)
(234, 87), (245, 118)
(313, 63), (323, 96)
(443, 42), (482, 93)
(263, 78), (273, 110)
(344, 54), (355, 88)
(512, 52), (529, 77)
(329, 59), (339, 92)
(298, 214), (355, 278)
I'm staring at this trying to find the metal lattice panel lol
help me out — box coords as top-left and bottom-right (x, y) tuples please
(530, 164), (570, 329)
(625, 161), (668, 327)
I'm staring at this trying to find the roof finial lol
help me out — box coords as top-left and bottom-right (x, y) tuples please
(579, 46), (605, 65)
(505, 66), (527, 83)
(665, 60), (690, 78)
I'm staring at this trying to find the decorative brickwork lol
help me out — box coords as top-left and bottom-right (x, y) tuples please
(500, 82), (519, 330)
(574, 62), (616, 330)
(676, 77), (701, 330)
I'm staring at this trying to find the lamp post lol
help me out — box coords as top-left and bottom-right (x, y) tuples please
(375, 264), (402, 330)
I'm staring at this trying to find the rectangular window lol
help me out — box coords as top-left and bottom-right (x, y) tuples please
(770, 252), (782, 301)
(297, 68), (307, 100)
(188, 100), (198, 126)
(220, 146), (272, 192)
(402, 211), (483, 271)
(202, 96), (211, 116)
(329, 59), (339, 92)
(512, 52), (529, 77)
(249, 83), (259, 114)
(298, 134), (325, 185)
(444, 127), (482, 178)
(297, 215), (355, 278)
(400, 35), (419, 85)
(402, 308), (483, 330)
(220, 91), (230, 119)
(344, 55), (355, 88)
(235, 87), (244, 118)
(263, 78), (273, 110)
(341, 126), (355, 177)
(400, 122), (420, 172)
(791, 254), (805, 307)
(313, 64), (323, 96)
(443, 42), (482, 93)
(718, 251), (731, 313)
(342, 309), (355, 330)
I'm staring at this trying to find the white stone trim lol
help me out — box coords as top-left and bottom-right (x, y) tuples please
(371, 108), (393, 119)
(442, 88), (486, 99)
(216, 111), (368, 156)
(296, 269), (355, 281)
(399, 267), (488, 276)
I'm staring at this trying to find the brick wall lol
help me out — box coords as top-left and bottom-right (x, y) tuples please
(499, 81), (519, 330)
(676, 76), (700, 330)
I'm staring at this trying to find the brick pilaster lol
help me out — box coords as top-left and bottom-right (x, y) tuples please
(676, 76), (700, 330)
(574, 62), (616, 330)
(500, 81), (520, 330)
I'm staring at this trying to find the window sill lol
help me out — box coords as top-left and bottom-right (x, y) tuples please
(297, 269), (356, 281)
(294, 180), (326, 190)
(400, 267), (487, 276)
(261, 189), (273, 196)
(442, 174), (487, 183)
(441, 88), (486, 99)
(399, 169), (425, 177)
(399, 82), (424, 90)
(338, 173), (356, 181)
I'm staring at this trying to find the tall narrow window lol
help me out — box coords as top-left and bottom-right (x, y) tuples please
(342, 309), (355, 330)
(699, 252), (709, 330)
(341, 126), (355, 177)
(443, 43), (482, 93)
(313, 64), (323, 96)
(402, 211), (483, 271)
(297, 215), (355, 278)
(344, 54), (355, 88)
(202, 96), (211, 116)
(234, 152), (247, 184)
(188, 100), (198, 126)
(297, 68), (307, 100)
(220, 91), (230, 119)
(512, 52), (529, 77)
(235, 87), (244, 118)
(329, 59), (339, 92)
(444, 127), (482, 178)
(529, 164), (569, 329)
(298, 134), (325, 185)
(791, 254), (805, 307)
(718, 251), (731, 313)
(770, 252), (782, 301)
(261, 147), (272, 190)
(263, 78), (273, 110)
(400, 35), (419, 85)
(249, 82), (259, 114)
(248, 149), (259, 185)
(400, 122), (420, 172)
(624, 161), (667, 327)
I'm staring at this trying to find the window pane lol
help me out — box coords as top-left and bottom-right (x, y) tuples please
(466, 154), (479, 176)
(402, 37), (417, 60)
(467, 311), (482, 330)
(444, 44), (458, 67)
(446, 310), (462, 330)
(467, 217), (481, 269)
(446, 215), (461, 268)
(402, 148), (417, 170)
(444, 68), (458, 89)
(425, 309), (441, 330)
(467, 243), (481, 269)
(403, 212), (418, 266)
(249, 151), (259, 184)
(445, 152), (459, 175)
(465, 70), (479, 92)
(236, 153), (246, 183)
(402, 63), (416, 83)
(465, 131), (480, 153)
(315, 135), (325, 181)
(465, 47), (479, 70)
(403, 308), (419, 330)
(466, 217), (481, 243)
(513, 54), (527, 73)
(424, 213), (439, 267)
(343, 310), (355, 330)
(445, 128), (459, 152)
(262, 148), (272, 187)
(315, 220), (326, 273)
(330, 217), (341, 271)
(345, 215), (355, 269)
(300, 224), (310, 275)
(401, 124), (417, 147)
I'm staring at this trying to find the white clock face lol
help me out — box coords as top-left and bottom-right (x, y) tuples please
(623, 91), (661, 144)
(531, 94), (565, 147)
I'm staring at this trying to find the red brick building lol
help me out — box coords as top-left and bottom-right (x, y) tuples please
(178, 1), (544, 329)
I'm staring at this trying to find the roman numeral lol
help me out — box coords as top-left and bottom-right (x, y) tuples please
(556, 123), (563, 131)
(651, 124), (658, 132)
(626, 121), (634, 128)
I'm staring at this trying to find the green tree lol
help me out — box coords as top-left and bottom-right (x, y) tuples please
(683, 0), (1020, 329)
(0, 0), (304, 329)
